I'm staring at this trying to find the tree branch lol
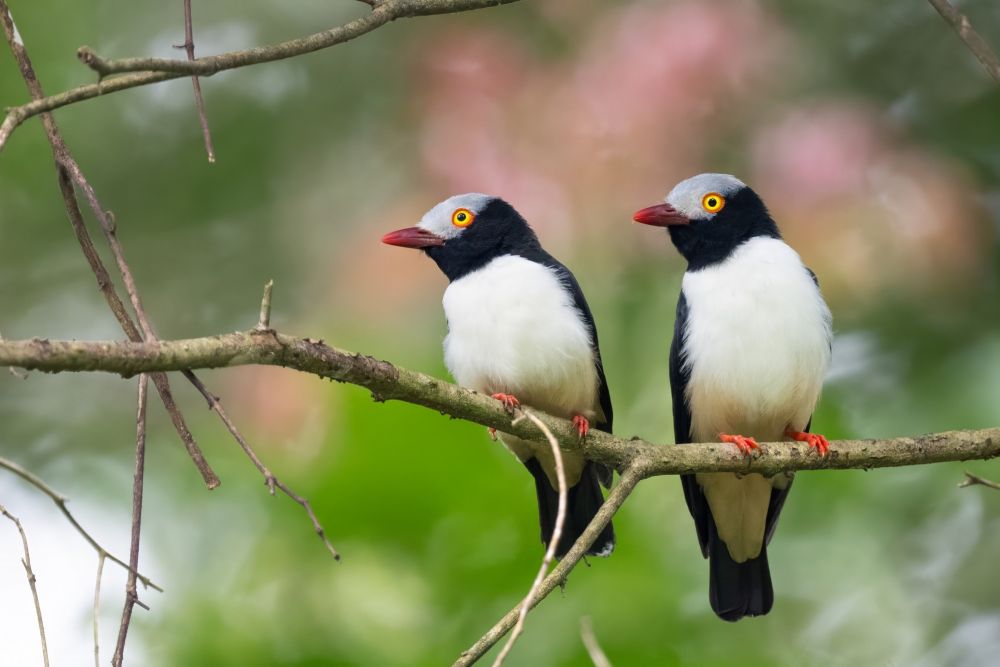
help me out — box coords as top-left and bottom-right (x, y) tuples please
(1, 332), (997, 477)
(93, 553), (106, 667)
(112, 374), (150, 667)
(455, 463), (646, 666)
(0, 454), (161, 591)
(958, 470), (1000, 490)
(491, 410), (568, 667)
(1, 505), (50, 667)
(0, 0), (221, 489)
(178, 0), (216, 162)
(0, 0), (520, 152)
(580, 616), (612, 667)
(926, 0), (1000, 84)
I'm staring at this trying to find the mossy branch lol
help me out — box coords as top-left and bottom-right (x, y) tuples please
(2, 332), (997, 477)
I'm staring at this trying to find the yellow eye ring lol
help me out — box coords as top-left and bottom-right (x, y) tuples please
(701, 193), (725, 214)
(452, 208), (475, 228)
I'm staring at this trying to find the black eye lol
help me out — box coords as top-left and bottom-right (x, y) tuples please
(457, 213), (467, 222)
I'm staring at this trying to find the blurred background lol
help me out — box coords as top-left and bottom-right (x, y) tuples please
(2, 0), (1000, 665)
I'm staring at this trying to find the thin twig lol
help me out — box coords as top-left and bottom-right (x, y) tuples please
(57, 160), (220, 488)
(1, 505), (50, 667)
(112, 374), (149, 667)
(926, 0), (1000, 84)
(273, 478), (341, 561)
(0, 455), (161, 590)
(182, 368), (341, 560)
(179, 0), (216, 161)
(455, 464), (646, 666)
(580, 617), (612, 667)
(0, 0), (221, 489)
(93, 552), (106, 667)
(958, 470), (1000, 491)
(257, 280), (274, 330)
(0, 0), (521, 152)
(492, 409), (567, 667)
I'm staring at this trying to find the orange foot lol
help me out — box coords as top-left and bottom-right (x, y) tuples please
(785, 427), (830, 456)
(487, 427), (498, 441)
(572, 415), (590, 439)
(491, 392), (520, 414)
(720, 433), (760, 456)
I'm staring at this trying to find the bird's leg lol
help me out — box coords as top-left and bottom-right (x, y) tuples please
(487, 427), (498, 441)
(572, 415), (590, 439)
(720, 433), (759, 456)
(785, 427), (830, 456)
(491, 392), (520, 414)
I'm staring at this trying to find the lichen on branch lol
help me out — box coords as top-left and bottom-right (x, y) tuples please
(2, 332), (997, 478)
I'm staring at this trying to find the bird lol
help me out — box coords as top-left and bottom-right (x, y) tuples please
(381, 193), (616, 558)
(633, 173), (832, 621)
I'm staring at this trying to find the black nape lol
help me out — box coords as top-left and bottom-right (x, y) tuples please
(425, 198), (543, 281)
(668, 187), (781, 271)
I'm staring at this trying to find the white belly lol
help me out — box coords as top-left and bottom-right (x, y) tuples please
(442, 254), (600, 485)
(682, 236), (832, 561)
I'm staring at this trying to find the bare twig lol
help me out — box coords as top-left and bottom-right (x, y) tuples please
(93, 552), (106, 667)
(179, 0), (216, 161)
(0, 0), (521, 152)
(3, 0), (338, 565)
(112, 374), (149, 667)
(0, 455), (161, 590)
(2, 6), (346, 556)
(492, 409), (567, 667)
(273, 478), (341, 561)
(580, 617), (612, 667)
(182, 368), (341, 560)
(0, 10), (339, 559)
(927, 0), (1000, 84)
(257, 280), (274, 330)
(455, 464), (646, 667)
(0, 0), (221, 489)
(958, 470), (1000, 490)
(57, 165), (220, 488)
(1, 505), (50, 667)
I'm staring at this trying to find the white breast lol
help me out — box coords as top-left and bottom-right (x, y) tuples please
(442, 255), (599, 420)
(682, 236), (832, 562)
(682, 236), (832, 443)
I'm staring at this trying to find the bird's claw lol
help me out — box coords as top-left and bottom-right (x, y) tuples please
(785, 428), (830, 456)
(487, 427), (498, 441)
(491, 392), (520, 414)
(720, 433), (759, 456)
(572, 415), (590, 439)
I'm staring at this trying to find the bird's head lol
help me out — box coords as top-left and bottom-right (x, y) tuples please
(632, 173), (780, 269)
(382, 193), (539, 281)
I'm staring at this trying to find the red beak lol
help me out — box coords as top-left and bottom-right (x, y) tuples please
(381, 226), (446, 249)
(632, 203), (689, 227)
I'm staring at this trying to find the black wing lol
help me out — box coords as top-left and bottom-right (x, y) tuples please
(672, 291), (793, 555)
(539, 256), (614, 488)
(671, 292), (712, 555)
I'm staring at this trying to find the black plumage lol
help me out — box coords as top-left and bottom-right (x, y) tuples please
(385, 195), (615, 558)
(670, 291), (791, 619)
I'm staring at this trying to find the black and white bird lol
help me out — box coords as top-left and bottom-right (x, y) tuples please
(382, 193), (615, 558)
(633, 173), (832, 621)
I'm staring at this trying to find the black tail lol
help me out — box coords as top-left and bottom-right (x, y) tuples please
(524, 458), (615, 558)
(707, 521), (773, 621)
